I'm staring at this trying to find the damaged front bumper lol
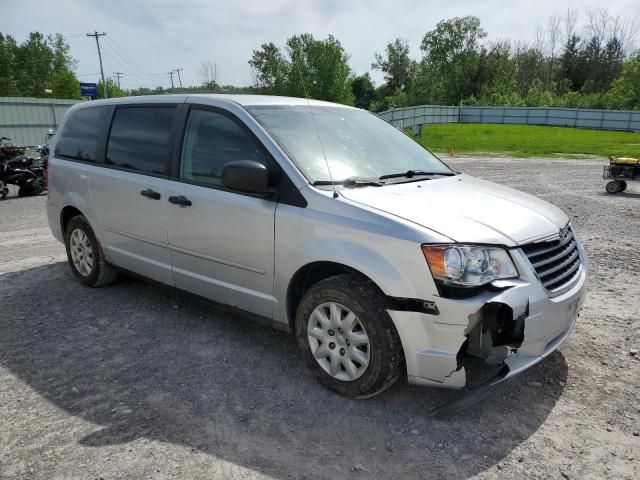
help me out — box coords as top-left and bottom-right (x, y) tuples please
(388, 246), (588, 389)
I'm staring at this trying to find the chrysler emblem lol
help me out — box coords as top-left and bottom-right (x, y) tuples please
(558, 226), (569, 242)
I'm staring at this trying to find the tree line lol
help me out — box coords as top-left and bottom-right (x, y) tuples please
(1, 8), (639, 111)
(250, 10), (640, 111)
(0, 32), (78, 98)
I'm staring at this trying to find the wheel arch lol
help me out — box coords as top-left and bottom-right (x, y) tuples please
(286, 261), (386, 334)
(58, 191), (104, 244)
(60, 205), (85, 236)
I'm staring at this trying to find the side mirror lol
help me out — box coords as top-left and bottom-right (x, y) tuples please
(222, 160), (270, 194)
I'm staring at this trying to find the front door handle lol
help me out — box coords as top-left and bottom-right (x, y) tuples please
(168, 195), (192, 207)
(140, 188), (161, 200)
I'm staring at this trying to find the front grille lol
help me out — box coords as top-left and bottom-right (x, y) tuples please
(521, 226), (582, 294)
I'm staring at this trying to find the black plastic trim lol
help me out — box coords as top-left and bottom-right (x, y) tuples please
(95, 105), (115, 164)
(386, 296), (440, 315)
(83, 162), (170, 180)
(277, 171), (308, 208)
(53, 155), (98, 165)
(169, 104), (190, 179)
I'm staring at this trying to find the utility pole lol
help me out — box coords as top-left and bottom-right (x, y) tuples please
(113, 72), (123, 89)
(87, 31), (107, 98)
(167, 70), (175, 89)
(175, 68), (183, 88)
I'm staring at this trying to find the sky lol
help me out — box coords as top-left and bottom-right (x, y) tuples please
(3, 0), (640, 90)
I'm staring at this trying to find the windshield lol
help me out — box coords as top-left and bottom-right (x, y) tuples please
(246, 105), (452, 183)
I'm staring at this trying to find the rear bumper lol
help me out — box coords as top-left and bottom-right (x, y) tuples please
(388, 245), (588, 389)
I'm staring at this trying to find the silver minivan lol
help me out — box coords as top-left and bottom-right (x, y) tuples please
(47, 94), (587, 398)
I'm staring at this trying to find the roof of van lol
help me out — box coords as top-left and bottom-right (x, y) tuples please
(75, 94), (356, 109)
(193, 94), (354, 108)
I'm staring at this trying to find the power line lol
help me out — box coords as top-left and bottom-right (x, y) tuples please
(167, 70), (175, 88)
(100, 37), (173, 88)
(100, 48), (134, 81)
(98, 48), (119, 73)
(120, 83), (164, 89)
(102, 38), (144, 75)
(118, 72), (166, 77)
(104, 37), (148, 75)
(86, 31), (107, 98)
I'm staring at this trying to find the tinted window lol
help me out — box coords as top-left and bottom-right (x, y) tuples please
(54, 106), (109, 162)
(180, 109), (266, 186)
(106, 107), (175, 175)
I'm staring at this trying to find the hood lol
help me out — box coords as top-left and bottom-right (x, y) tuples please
(339, 174), (569, 246)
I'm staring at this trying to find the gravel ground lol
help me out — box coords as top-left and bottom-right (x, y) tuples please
(0, 156), (638, 480)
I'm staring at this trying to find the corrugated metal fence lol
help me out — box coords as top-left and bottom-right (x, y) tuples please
(0, 97), (82, 146)
(379, 105), (640, 132)
(2, 98), (639, 147)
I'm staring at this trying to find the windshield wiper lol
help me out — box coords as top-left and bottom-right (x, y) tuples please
(312, 176), (384, 188)
(378, 169), (457, 180)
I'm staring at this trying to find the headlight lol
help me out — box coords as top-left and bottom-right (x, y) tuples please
(422, 244), (518, 287)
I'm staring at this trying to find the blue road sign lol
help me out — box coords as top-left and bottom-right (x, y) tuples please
(80, 82), (98, 98)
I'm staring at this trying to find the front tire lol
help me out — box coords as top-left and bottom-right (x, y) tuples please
(295, 274), (404, 398)
(64, 215), (118, 287)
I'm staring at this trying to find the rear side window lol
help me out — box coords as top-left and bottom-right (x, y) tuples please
(106, 107), (175, 175)
(179, 109), (267, 186)
(54, 106), (109, 162)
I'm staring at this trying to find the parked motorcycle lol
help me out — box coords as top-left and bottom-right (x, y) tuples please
(31, 143), (49, 187)
(0, 137), (46, 199)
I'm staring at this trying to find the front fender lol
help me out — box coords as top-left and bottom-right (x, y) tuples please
(273, 202), (440, 325)
(294, 238), (416, 297)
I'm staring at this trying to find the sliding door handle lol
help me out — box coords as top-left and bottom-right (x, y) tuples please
(168, 195), (192, 207)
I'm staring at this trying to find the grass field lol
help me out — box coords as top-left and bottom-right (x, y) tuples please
(418, 123), (640, 158)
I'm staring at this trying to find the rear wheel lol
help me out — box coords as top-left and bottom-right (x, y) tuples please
(17, 184), (33, 197)
(295, 274), (404, 398)
(18, 179), (44, 197)
(64, 215), (118, 287)
(619, 180), (628, 192)
(606, 181), (621, 194)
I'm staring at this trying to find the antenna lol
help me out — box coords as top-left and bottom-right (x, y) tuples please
(294, 62), (338, 198)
